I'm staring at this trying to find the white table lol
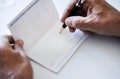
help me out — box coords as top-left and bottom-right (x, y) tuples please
(0, 0), (120, 79)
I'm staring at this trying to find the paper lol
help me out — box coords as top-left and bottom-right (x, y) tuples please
(8, 0), (88, 72)
(8, 0), (59, 52)
(28, 21), (88, 72)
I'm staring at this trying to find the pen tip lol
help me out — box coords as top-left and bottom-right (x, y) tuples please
(59, 27), (64, 34)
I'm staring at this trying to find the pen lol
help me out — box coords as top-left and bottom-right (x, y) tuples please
(59, 0), (82, 33)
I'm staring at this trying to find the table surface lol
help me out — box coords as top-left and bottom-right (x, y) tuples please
(0, 0), (120, 79)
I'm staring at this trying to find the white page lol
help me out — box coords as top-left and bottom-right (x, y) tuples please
(28, 21), (88, 72)
(8, 0), (88, 72)
(8, 0), (59, 52)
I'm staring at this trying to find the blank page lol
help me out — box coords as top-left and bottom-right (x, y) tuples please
(28, 21), (88, 72)
(8, 0), (59, 52)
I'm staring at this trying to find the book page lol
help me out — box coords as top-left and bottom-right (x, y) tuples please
(28, 21), (88, 72)
(8, 0), (59, 52)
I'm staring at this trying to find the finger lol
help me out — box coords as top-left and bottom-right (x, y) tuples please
(61, 0), (78, 22)
(14, 39), (24, 50)
(65, 16), (87, 29)
(6, 35), (15, 44)
(68, 27), (76, 32)
(65, 15), (99, 33)
(14, 39), (28, 58)
(0, 35), (14, 48)
(65, 16), (94, 32)
(6, 35), (15, 49)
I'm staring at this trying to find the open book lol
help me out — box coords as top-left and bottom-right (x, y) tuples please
(8, 0), (88, 72)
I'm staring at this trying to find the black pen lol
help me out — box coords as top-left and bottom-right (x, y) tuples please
(59, 0), (82, 33)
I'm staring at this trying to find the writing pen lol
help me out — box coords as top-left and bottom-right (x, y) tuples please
(59, 0), (82, 33)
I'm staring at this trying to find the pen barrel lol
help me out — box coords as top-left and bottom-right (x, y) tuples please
(62, 3), (87, 28)
(62, 6), (80, 28)
(68, 6), (80, 17)
(69, 5), (87, 17)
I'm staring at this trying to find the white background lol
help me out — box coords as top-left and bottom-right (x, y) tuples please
(0, 0), (120, 79)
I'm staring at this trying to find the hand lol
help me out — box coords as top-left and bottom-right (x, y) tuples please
(61, 0), (120, 37)
(0, 36), (33, 79)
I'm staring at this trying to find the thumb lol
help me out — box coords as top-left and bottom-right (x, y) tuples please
(14, 39), (24, 51)
(65, 16), (88, 30)
(14, 39), (28, 57)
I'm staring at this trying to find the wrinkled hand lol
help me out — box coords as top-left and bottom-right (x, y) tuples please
(0, 36), (33, 79)
(61, 0), (120, 36)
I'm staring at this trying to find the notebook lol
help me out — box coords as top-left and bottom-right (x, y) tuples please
(8, 0), (88, 72)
